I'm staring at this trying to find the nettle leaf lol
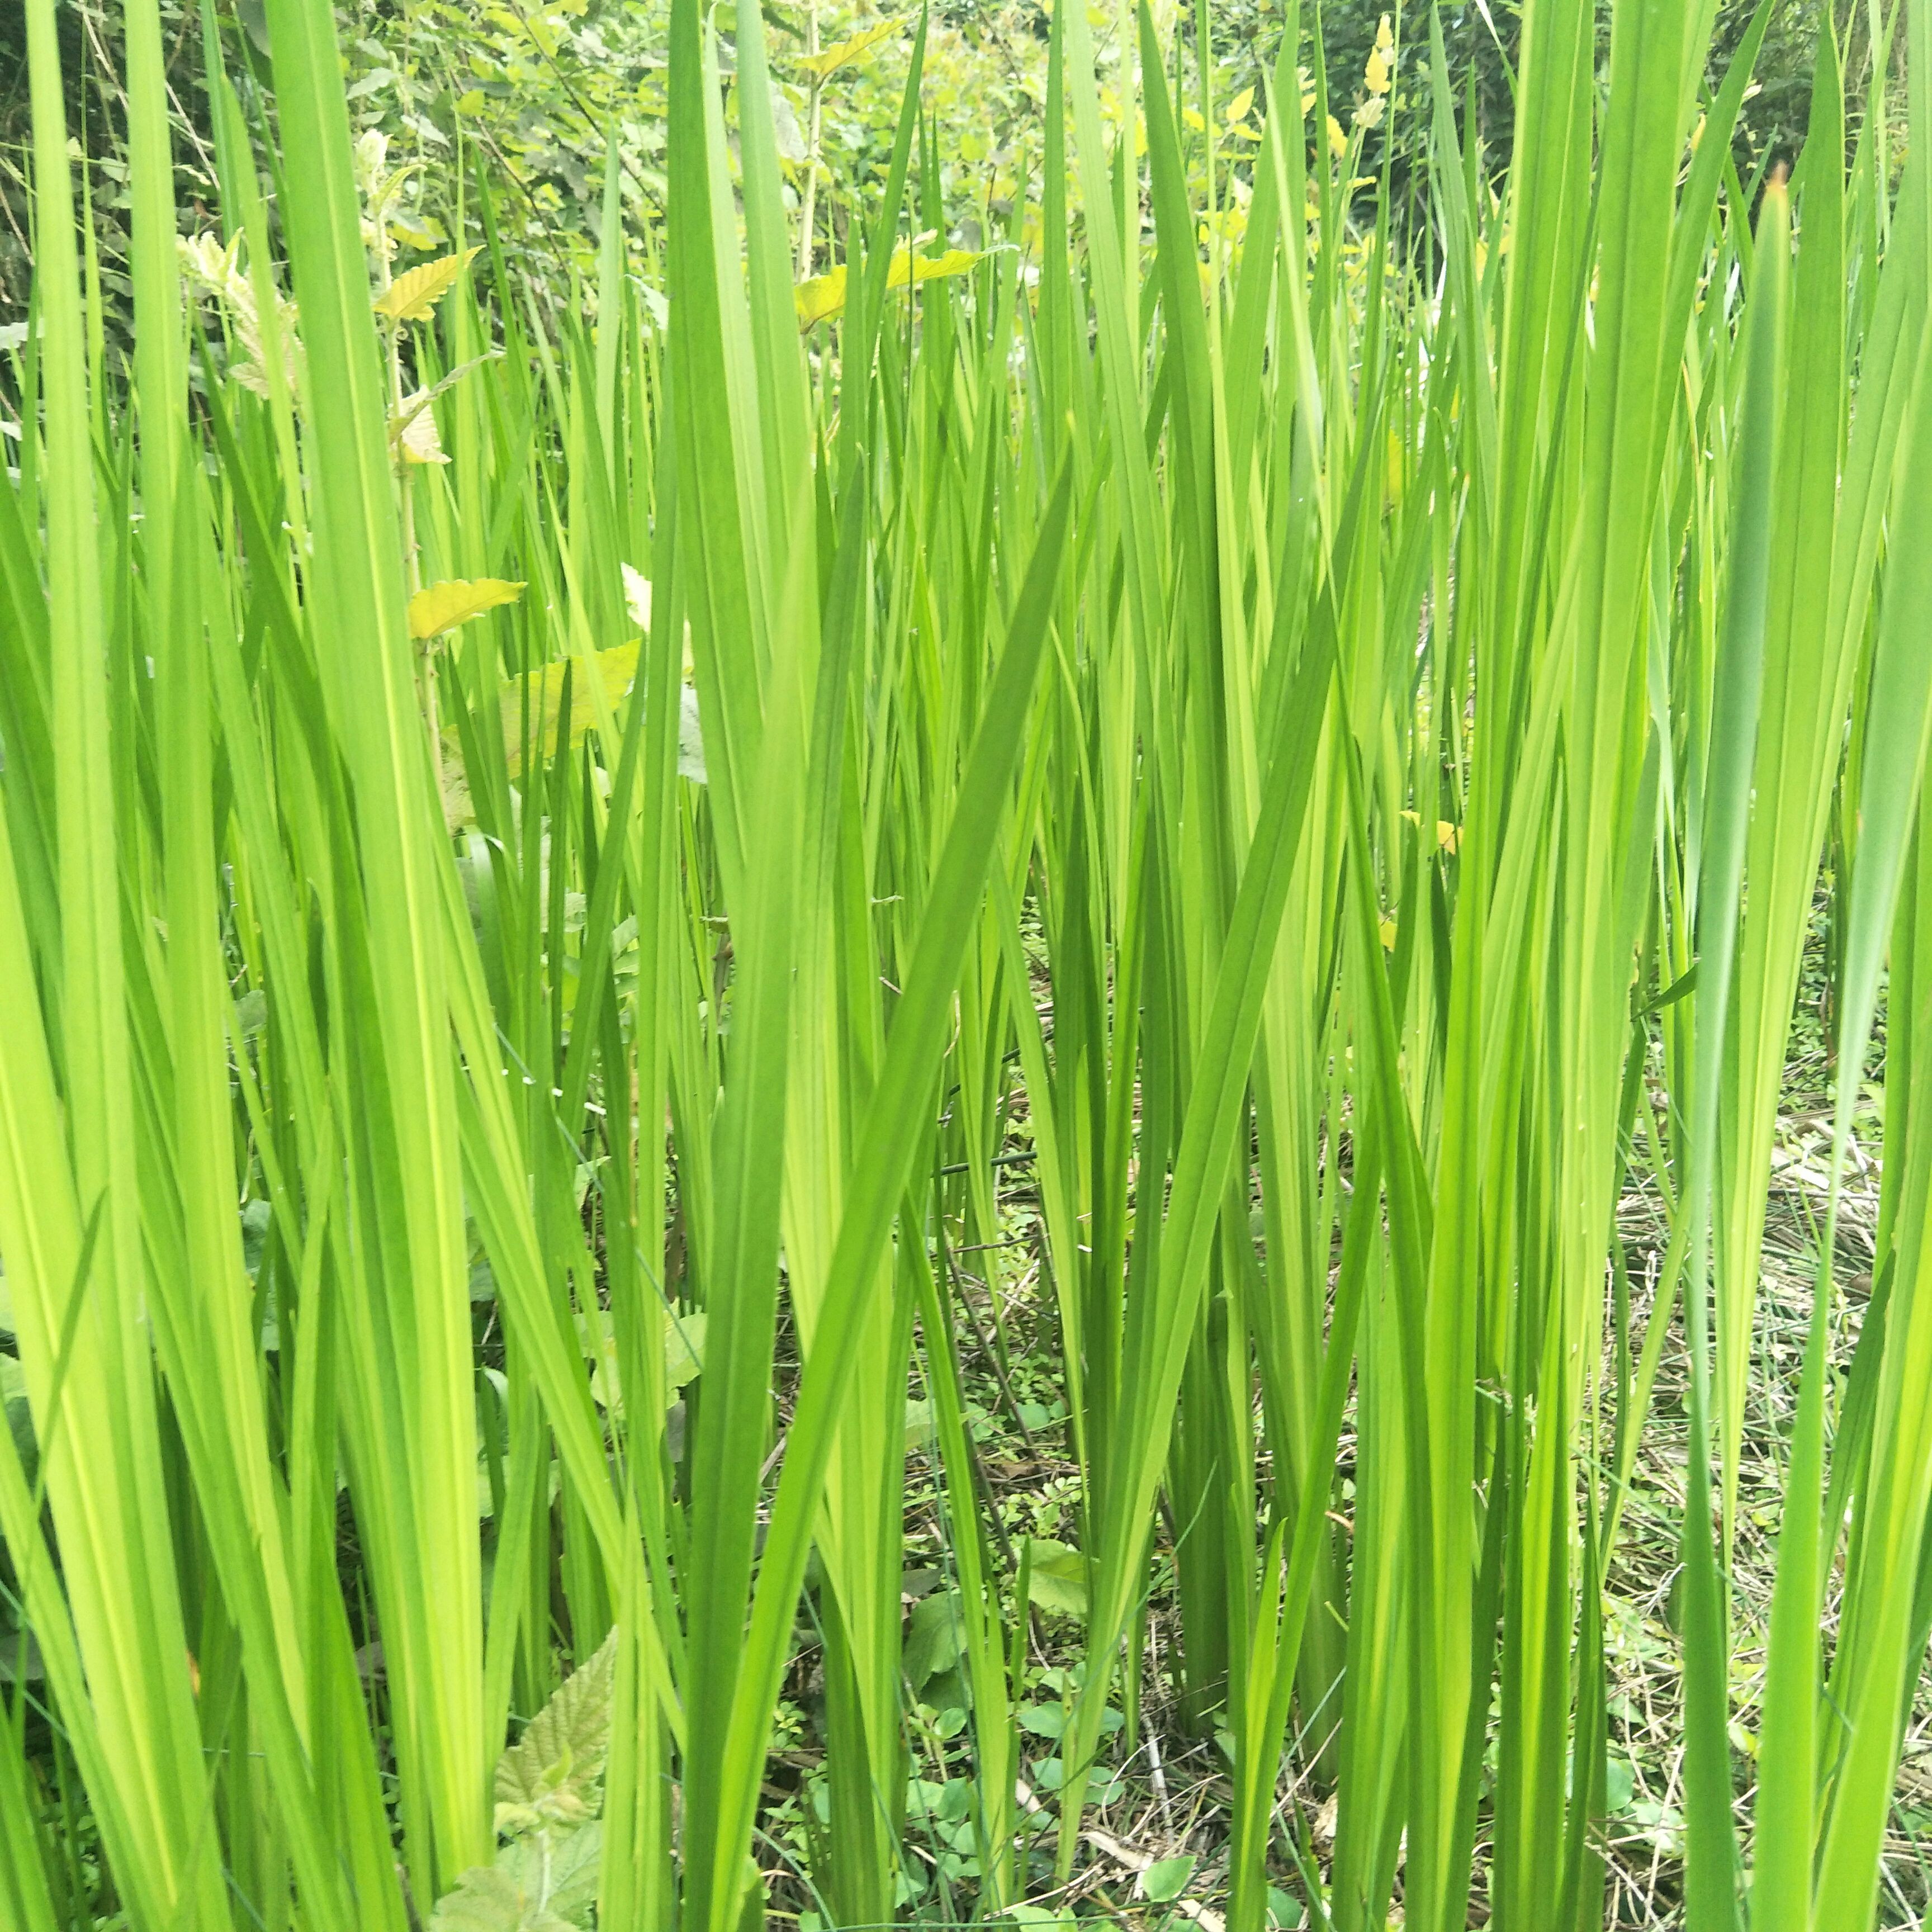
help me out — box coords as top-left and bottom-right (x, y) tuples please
(493, 1628), (619, 1838)
(426, 1862), (575, 1932)
(408, 578), (526, 642)
(375, 247), (481, 321)
(496, 1820), (602, 1927)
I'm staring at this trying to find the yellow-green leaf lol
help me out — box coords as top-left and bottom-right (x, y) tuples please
(374, 247), (481, 322)
(796, 16), (898, 79)
(492, 642), (640, 767)
(387, 209), (446, 250)
(1399, 809), (1461, 854)
(891, 248), (984, 292)
(794, 247), (987, 331)
(794, 265), (850, 330)
(442, 640), (706, 812)
(406, 577), (525, 641)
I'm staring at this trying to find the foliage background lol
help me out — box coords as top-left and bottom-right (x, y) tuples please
(0, 0), (1900, 344)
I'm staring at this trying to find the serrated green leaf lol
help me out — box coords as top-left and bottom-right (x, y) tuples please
(373, 247), (480, 321)
(493, 1629), (618, 1836)
(495, 1822), (602, 1928)
(427, 1862), (576, 1932)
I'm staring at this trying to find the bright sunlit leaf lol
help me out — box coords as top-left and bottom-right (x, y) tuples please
(621, 562), (652, 629)
(394, 390), (448, 464)
(406, 576), (525, 641)
(374, 247), (481, 321)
